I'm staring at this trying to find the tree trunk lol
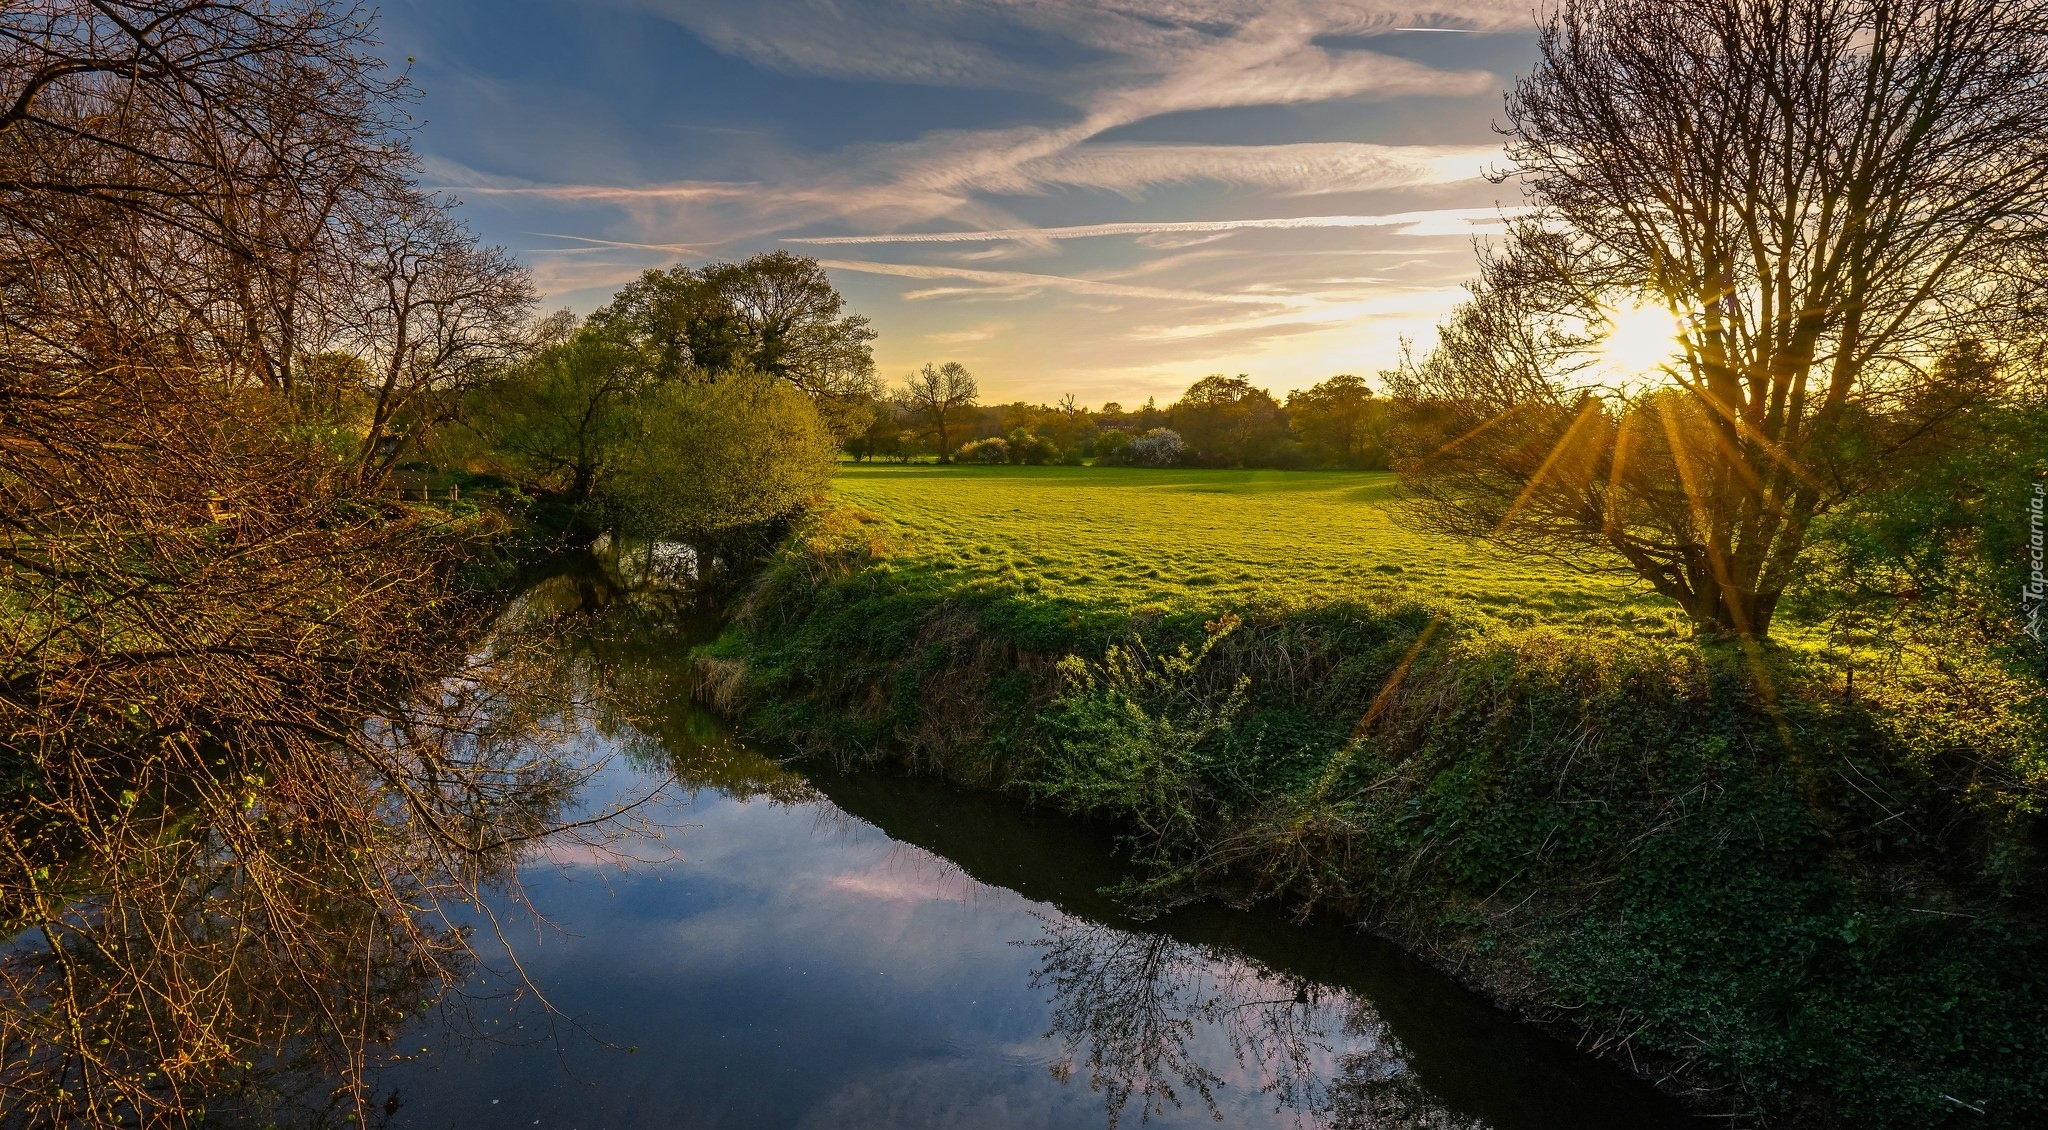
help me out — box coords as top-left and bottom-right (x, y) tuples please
(1686, 584), (1776, 640)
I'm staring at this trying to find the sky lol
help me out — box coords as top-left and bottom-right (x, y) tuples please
(379, 1), (1542, 406)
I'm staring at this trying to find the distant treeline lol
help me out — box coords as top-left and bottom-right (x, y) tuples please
(842, 371), (1391, 470)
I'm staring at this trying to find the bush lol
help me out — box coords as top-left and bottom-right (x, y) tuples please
(601, 371), (837, 540)
(1120, 428), (1185, 467)
(1033, 618), (1248, 879)
(1006, 428), (1061, 465)
(958, 437), (1010, 463)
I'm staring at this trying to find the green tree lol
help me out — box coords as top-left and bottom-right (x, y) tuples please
(592, 251), (878, 434)
(469, 322), (646, 503)
(1792, 339), (2047, 647)
(1042, 392), (1097, 453)
(1287, 374), (1390, 469)
(1169, 375), (1291, 467)
(601, 373), (837, 542)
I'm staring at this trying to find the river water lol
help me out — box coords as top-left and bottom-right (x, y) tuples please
(355, 559), (1700, 1130)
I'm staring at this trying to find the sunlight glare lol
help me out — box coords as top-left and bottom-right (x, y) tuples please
(1591, 301), (1685, 389)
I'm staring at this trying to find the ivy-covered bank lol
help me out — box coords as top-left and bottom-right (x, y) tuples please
(694, 508), (2048, 1129)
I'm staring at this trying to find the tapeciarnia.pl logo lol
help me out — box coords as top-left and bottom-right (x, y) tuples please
(2027, 481), (2046, 642)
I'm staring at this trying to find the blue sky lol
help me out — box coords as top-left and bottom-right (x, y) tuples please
(381, 1), (1540, 404)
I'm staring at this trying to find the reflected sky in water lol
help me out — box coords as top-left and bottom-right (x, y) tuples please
(371, 712), (1696, 1129)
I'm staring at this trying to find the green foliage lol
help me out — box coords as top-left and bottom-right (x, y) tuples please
(588, 250), (879, 423)
(466, 325), (645, 501)
(1004, 427), (1061, 465)
(1033, 618), (1249, 876)
(957, 436), (1009, 464)
(602, 373), (837, 540)
(1786, 342), (2048, 666)
(1168, 374), (1295, 468)
(1285, 373), (1391, 470)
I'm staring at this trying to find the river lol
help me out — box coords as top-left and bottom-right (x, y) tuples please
(0, 555), (1702, 1128)
(355, 556), (1700, 1130)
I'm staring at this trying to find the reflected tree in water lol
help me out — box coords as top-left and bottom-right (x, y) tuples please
(0, 548), (770, 1128)
(1029, 915), (1487, 1130)
(499, 548), (815, 806)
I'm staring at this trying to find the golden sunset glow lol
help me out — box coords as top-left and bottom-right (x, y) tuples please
(1590, 301), (1685, 387)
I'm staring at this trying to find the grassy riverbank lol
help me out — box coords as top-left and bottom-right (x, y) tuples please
(699, 466), (2048, 1129)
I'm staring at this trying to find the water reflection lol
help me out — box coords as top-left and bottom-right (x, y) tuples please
(0, 551), (684, 1128)
(5, 553), (1696, 1129)
(381, 555), (1691, 1130)
(1032, 915), (1488, 1129)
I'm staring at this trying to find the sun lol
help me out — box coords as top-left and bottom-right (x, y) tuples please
(1590, 301), (1686, 388)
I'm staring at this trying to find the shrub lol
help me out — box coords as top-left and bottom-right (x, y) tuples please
(1094, 428), (1134, 462)
(1005, 428), (1062, 465)
(958, 437), (1010, 463)
(601, 372), (837, 540)
(1008, 429), (1044, 464)
(1122, 428), (1185, 467)
(1033, 618), (1248, 880)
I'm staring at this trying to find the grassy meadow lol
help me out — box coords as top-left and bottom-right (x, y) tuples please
(831, 463), (1679, 631)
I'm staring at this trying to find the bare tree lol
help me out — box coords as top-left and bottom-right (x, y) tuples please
(1391, 0), (2048, 638)
(0, 10), (555, 1122)
(896, 361), (979, 462)
(340, 196), (535, 484)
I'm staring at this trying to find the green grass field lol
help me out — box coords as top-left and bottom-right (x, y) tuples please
(831, 464), (1681, 630)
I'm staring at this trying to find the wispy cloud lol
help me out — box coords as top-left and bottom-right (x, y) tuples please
(527, 232), (704, 254)
(926, 324), (1012, 344)
(421, 0), (1536, 394)
(789, 207), (1526, 246)
(818, 259), (1291, 305)
(621, 1), (1531, 90)
(957, 141), (1497, 197)
(459, 182), (759, 203)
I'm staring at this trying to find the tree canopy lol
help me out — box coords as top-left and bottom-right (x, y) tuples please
(601, 373), (838, 542)
(1286, 374), (1390, 470)
(1169, 375), (1291, 468)
(592, 250), (878, 433)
